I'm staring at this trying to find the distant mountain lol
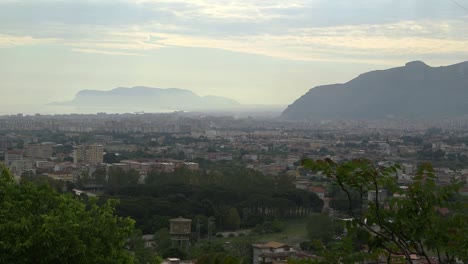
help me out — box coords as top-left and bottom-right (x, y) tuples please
(53, 86), (241, 111)
(281, 61), (468, 120)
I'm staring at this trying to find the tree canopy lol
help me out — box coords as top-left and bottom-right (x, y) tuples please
(306, 214), (338, 244)
(111, 165), (323, 234)
(0, 166), (136, 264)
(299, 159), (468, 264)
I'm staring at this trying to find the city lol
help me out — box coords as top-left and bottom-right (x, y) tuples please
(1, 112), (468, 263)
(1, 0), (467, 263)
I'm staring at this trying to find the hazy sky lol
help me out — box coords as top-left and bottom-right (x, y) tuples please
(0, 0), (467, 112)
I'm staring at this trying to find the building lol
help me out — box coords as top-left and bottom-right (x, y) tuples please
(169, 217), (192, 249)
(183, 162), (199, 171)
(252, 241), (296, 264)
(0, 135), (12, 149)
(10, 159), (34, 175)
(5, 150), (23, 166)
(161, 258), (193, 264)
(46, 171), (75, 182)
(73, 144), (103, 164)
(25, 142), (54, 160)
(309, 186), (326, 199)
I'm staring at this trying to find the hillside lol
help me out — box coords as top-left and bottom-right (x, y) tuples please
(281, 61), (468, 120)
(54, 86), (241, 111)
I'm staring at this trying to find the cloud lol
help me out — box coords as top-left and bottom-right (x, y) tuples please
(93, 19), (468, 63)
(0, 0), (467, 65)
(71, 48), (140, 56)
(0, 34), (55, 47)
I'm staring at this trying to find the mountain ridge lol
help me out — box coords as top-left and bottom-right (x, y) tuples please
(53, 86), (241, 111)
(281, 61), (468, 120)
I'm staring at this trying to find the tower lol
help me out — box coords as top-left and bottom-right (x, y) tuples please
(169, 217), (192, 250)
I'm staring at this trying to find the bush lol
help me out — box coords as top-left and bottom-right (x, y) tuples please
(251, 219), (285, 234)
(251, 224), (264, 234)
(161, 247), (188, 260)
(265, 219), (285, 233)
(300, 241), (312, 251)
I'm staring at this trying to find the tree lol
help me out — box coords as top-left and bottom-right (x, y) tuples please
(107, 167), (140, 193)
(0, 166), (136, 264)
(160, 247), (188, 260)
(127, 229), (162, 264)
(196, 253), (245, 264)
(104, 152), (120, 164)
(21, 174), (70, 193)
(93, 167), (107, 185)
(190, 242), (226, 259)
(306, 214), (336, 244)
(301, 159), (468, 264)
(154, 228), (172, 252)
(224, 207), (241, 231)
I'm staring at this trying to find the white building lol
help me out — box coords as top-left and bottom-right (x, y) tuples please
(252, 241), (295, 264)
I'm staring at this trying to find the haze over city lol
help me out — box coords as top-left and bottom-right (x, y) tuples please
(2, 1), (468, 264)
(1, 0), (468, 114)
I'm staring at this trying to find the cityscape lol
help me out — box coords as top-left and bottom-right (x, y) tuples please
(1, 0), (468, 263)
(1, 111), (468, 263)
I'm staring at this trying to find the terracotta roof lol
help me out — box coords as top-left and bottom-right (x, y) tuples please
(310, 186), (326, 193)
(254, 241), (291, 249)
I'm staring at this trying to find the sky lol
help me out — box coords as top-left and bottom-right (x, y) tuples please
(0, 0), (467, 113)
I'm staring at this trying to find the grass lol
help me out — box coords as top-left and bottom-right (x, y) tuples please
(216, 218), (309, 246)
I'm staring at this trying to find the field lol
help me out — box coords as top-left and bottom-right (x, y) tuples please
(216, 218), (309, 247)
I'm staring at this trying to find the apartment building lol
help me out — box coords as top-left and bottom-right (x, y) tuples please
(73, 144), (104, 164)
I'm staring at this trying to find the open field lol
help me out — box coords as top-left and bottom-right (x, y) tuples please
(215, 218), (309, 247)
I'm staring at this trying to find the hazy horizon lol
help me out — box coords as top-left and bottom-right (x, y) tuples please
(1, 0), (468, 114)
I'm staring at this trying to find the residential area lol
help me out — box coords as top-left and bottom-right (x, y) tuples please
(1, 112), (468, 263)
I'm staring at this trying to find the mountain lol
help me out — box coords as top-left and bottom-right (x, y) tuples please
(54, 86), (241, 111)
(281, 61), (468, 120)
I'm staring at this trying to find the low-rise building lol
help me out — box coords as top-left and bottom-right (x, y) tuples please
(309, 186), (326, 199)
(252, 241), (295, 264)
(25, 142), (54, 160)
(5, 150), (23, 166)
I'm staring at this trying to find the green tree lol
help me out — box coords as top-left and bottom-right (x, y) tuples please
(302, 159), (468, 264)
(93, 167), (107, 185)
(154, 228), (172, 252)
(107, 167), (140, 193)
(190, 242), (225, 259)
(21, 174), (70, 193)
(224, 207), (241, 231)
(306, 214), (336, 244)
(0, 166), (136, 264)
(127, 229), (162, 264)
(160, 247), (188, 260)
(196, 253), (245, 264)
(104, 152), (120, 164)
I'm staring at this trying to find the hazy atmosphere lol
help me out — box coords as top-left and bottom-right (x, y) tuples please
(2, 2), (468, 264)
(1, 0), (467, 113)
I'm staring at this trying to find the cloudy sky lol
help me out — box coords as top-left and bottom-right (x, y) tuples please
(0, 0), (467, 112)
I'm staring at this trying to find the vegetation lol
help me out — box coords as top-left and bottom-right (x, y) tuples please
(196, 253), (245, 264)
(299, 158), (468, 264)
(107, 165), (323, 234)
(306, 214), (338, 245)
(0, 166), (139, 264)
(251, 219), (286, 234)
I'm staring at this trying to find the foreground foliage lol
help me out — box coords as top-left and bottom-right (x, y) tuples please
(300, 159), (468, 264)
(0, 166), (136, 264)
